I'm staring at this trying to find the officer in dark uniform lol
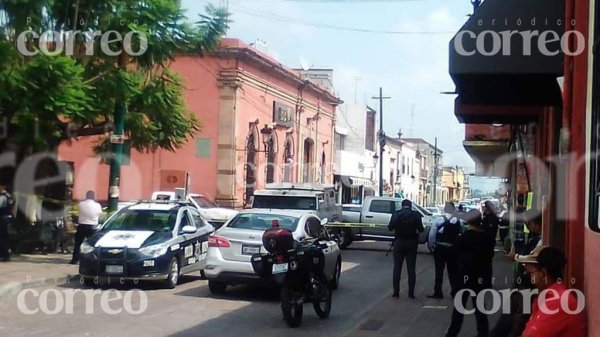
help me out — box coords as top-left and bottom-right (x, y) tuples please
(446, 210), (495, 337)
(0, 183), (12, 262)
(388, 199), (424, 299)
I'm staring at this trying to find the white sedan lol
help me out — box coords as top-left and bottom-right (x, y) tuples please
(204, 209), (342, 294)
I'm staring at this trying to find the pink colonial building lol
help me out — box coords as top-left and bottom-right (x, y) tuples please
(59, 38), (341, 208)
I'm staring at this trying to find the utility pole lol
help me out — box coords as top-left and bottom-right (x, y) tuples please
(353, 76), (362, 103)
(372, 87), (391, 196)
(108, 54), (128, 211)
(432, 137), (439, 207)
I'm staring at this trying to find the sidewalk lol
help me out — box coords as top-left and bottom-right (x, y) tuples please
(347, 250), (514, 337)
(0, 253), (79, 306)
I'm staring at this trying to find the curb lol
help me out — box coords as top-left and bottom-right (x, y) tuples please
(0, 274), (81, 307)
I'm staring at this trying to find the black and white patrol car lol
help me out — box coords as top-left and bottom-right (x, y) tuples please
(79, 201), (214, 288)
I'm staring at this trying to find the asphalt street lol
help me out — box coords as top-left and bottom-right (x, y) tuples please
(0, 242), (443, 337)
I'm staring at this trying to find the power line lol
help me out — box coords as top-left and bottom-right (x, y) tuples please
(230, 5), (455, 35)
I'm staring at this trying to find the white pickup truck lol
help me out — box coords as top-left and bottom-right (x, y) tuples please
(251, 183), (342, 222)
(329, 196), (438, 251)
(151, 190), (238, 228)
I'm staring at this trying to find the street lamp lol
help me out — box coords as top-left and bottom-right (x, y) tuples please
(372, 153), (379, 166)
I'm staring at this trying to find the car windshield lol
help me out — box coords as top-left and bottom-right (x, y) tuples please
(191, 195), (217, 208)
(103, 209), (176, 232)
(413, 203), (432, 216)
(252, 195), (317, 210)
(227, 213), (299, 231)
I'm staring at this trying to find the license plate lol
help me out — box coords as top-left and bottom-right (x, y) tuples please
(242, 245), (261, 255)
(105, 265), (124, 274)
(272, 263), (288, 274)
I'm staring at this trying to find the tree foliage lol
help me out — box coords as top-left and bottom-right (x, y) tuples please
(0, 0), (230, 153)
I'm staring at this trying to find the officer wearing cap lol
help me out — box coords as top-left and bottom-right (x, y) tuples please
(388, 199), (424, 299)
(446, 209), (495, 337)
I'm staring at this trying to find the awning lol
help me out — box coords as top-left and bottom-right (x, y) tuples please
(463, 140), (511, 178)
(349, 176), (374, 187)
(449, 0), (565, 117)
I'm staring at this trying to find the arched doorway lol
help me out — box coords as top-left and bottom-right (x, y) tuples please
(283, 135), (294, 182)
(245, 126), (259, 206)
(266, 137), (276, 184)
(303, 138), (314, 183)
(320, 151), (326, 183)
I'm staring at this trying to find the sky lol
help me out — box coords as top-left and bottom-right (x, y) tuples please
(182, 0), (475, 170)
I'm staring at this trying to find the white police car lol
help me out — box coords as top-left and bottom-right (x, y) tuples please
(79, 201), (214, 288)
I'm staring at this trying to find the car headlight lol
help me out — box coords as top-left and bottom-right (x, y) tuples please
(80, 242), (95, 255)
(139, 243), (169, 258)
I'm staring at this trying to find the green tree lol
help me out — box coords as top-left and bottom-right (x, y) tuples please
(0, 0), (230, 193)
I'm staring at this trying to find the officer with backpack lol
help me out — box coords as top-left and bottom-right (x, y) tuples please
(0, 183), (13, 262)
(428, 202), (463, 299)
(388, 199), (424, 299)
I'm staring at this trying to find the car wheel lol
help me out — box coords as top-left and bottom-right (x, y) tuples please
(208, 280), (227, 295)
(338, 229), (352, 250)
(200, 269), (207, 280)
(330, 257), (342, 290)
(164, 257), (180, 289)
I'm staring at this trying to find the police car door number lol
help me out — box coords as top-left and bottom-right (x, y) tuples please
(184, 245), (193, 258)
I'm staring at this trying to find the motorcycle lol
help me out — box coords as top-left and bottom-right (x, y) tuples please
(251, 227), (332, 328)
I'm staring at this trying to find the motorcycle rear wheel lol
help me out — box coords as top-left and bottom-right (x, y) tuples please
(313, 280), (332, 319)
(280, 282), (303, 328)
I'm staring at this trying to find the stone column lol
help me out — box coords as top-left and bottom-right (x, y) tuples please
(215, 71), (241, 208)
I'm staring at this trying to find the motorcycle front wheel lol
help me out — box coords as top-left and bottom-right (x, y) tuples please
(280, 282), (303, 328)
(313, 280), (332, 319)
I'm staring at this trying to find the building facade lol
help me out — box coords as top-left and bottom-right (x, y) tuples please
(58, 38), (341, 208)
(402, 138), (444, 206)
(333, 103), (377, 204)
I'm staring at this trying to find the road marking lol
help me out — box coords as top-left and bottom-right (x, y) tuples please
(422, 305), (448, 310)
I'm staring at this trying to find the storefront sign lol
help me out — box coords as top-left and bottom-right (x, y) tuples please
(273, 102), (294, 127)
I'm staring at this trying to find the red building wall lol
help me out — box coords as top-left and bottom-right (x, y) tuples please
(58, 39), (338, 206)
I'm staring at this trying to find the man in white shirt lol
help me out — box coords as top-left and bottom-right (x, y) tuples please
(70, 191), (103, 264)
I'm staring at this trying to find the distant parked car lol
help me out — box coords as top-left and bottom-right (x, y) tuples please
(425, 207), (442, 216)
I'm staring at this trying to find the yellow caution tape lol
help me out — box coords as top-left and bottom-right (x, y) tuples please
(325, 222), (387, 229)
(12, 192), (73, 206)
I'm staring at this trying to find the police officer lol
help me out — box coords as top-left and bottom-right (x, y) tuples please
(482, 200), (500, 243)
(0, 183), (12, 262)
(446, 210), (495, 337)
(388, 199), (424, 299)
(428, 202), (462, 299)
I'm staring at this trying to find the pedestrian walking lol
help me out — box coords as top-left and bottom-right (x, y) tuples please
(70, 191), (103, 264)
(0, 183), (13, 262)
(520, 246), (586, 337)
(445, 209), (495, 337)
(428, 202), (462, 299)
(388, 199), (424, 299)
